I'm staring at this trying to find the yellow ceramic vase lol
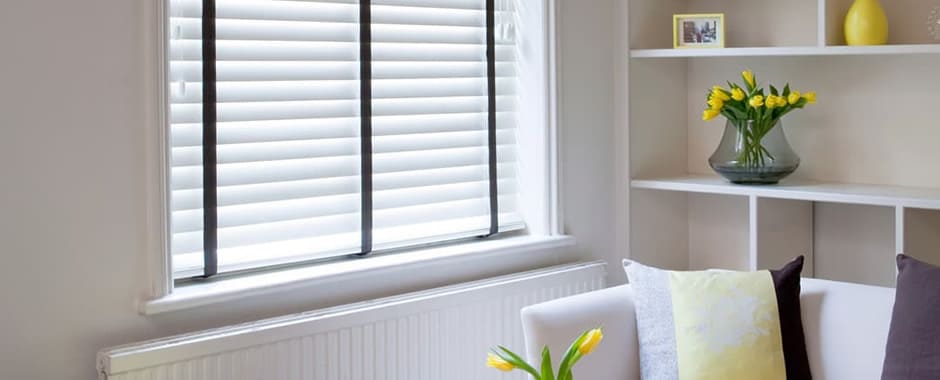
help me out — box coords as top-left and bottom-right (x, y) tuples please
(844, 0), (889, 45)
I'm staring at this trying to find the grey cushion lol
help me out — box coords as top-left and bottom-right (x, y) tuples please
(882, 255), (940, 380)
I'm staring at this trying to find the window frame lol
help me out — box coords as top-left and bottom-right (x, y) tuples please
(144, 0), (563, 311)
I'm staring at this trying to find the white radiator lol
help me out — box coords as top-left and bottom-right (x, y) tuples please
(98, 261), (607, 380)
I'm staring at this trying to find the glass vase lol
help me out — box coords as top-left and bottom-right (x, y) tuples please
(708, 119), (800, 185)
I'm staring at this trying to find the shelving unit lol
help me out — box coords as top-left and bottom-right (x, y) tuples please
(626, 0), (940, 287)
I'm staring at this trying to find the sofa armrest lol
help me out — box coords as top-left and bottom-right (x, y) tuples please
(520, 285), (640, 380)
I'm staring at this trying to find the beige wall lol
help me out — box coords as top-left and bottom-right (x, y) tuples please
(0, 1), (619, 378)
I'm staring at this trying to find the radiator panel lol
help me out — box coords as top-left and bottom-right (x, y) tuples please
(99, 261), (607, 380)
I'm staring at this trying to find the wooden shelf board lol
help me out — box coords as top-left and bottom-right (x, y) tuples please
(631, 175), (940, 210)
(630, 44), (940, 59)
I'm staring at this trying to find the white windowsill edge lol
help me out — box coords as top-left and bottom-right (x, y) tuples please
(141, 235), (576, 315)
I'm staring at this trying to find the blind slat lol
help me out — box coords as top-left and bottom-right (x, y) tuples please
(169, 95), (515, 123)
(171, 180), (515, 234)
(173, 2), (490, 26)
(169, 78), (516, 104)
(171, 145), (514, 190)
(171, 164), (516, 211)
(170, 61), (516, 82)
(171, 129), (514, 166)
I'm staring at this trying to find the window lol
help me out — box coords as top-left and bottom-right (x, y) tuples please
(167, 0), (550, 280)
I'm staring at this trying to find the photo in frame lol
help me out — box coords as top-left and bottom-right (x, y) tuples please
(673, 13), (725, 49)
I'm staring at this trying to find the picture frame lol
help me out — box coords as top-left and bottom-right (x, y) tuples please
(673, 13), (725, 49)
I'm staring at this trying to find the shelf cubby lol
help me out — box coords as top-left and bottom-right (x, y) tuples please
(629, 0), (819, 50)
(630, 189), (751, 272)
(824, 0), (940, 47)
(902, 208), (940, 268)
(812, 203), (897, 287)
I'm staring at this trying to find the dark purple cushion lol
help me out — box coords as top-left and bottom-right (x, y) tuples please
(882, 255), (940, 380)
(772, 256), (812, 380)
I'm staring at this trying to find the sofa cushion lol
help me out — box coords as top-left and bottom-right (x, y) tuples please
(882, 255), (940, 380)
(624, 257), (811, 380)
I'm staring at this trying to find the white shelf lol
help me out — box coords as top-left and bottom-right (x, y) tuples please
(632, 175), (940, 210)
(630, 44), (940, 59)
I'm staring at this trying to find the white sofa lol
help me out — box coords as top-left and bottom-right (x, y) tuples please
(521, 278), (896, 380)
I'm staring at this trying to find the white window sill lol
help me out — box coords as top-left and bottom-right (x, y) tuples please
(142, 234), (576, 315)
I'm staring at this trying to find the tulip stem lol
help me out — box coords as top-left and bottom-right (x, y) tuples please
(733, 119), (777, 168)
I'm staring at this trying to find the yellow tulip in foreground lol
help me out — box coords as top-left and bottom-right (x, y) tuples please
(731, 87), (746, 101)
(487, 328), (602, 380)
(578, 329), (604, 355)
(487, 353), (515, 372)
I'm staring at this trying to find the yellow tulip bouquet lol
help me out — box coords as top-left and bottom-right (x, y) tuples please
(702, 70), (817, 168)
(486, 328), (602, 380)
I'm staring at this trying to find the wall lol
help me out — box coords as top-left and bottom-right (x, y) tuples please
(0, 0), (618, 379)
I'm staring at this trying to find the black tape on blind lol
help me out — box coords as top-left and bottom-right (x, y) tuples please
(486, 0), (499, 236)
(360, 0), (374, 255)
(201, 0), (219, 277)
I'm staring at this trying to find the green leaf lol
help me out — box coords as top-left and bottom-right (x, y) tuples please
(783, 84), (791, 98)
(564, 351), (585, 378)
(494, 347), (541, 379)
(770, 85), (779, 96)
(556, 330), (590, 380)
(540, 346), (555, 380)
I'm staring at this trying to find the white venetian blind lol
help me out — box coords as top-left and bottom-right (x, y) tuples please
(168, 0), (522, 279)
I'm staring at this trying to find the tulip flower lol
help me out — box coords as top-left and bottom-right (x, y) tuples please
(749, 95), (764, 108)
(804, 92), (817, 104)
(788, 91), (802, 105)
(731, 87), (746, 101)
(486, 353), (515, 372)
(578, 329), (604, 355)
(765, 96), (779, 109)
(711, 89), (730, 102)
(742, 70), (756, 90)
(707, 97), (724, 110)
(703, 109), (720, 121)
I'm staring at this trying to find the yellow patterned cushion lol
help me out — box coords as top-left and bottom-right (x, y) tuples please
(669, 270), (786, 380)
